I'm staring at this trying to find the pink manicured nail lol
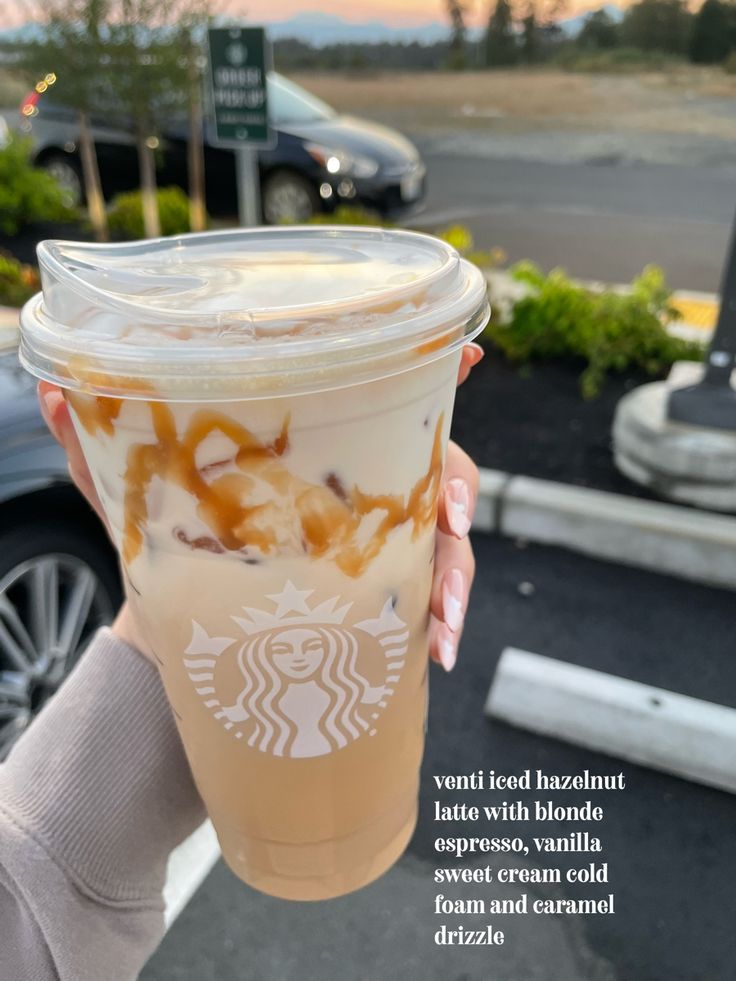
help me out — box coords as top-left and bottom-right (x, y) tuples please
(446, 478), (472, 538)
(437, 624), (457, 672)
(442, 568), (465, 633)
(468, 343), (485, 363)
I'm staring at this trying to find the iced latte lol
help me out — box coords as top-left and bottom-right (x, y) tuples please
(20, 227), (489, 900)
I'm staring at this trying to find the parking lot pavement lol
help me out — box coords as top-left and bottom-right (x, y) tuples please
(412, 153), (733, 292)
(143, 535), (736, 981)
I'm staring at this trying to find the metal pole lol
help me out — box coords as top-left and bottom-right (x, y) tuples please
(236, 148), (261, 227)
(668, 210), (736, 430)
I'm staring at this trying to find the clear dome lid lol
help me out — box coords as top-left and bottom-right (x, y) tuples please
(20, 226), (489, 400)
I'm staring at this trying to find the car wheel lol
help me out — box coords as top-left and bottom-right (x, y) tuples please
(39, 154), (84, 208)
(0, 522), (121, 760)
(262, 171), (319, 224)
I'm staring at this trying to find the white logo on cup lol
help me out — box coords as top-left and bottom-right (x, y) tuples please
(184, 581), (408, 757)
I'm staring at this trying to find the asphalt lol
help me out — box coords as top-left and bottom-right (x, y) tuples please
(142, 534), (736, 981)
(411, 152), (734, 293)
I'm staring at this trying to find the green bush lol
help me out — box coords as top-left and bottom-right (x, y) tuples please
(0, 251), (40, 307)
(308, 204), (385, 226)
(486, 263), (703, 398)
(0, 134), (76, 235)
(307, 212), (506, 268)
(435, 224), (506, 269)
(554, 46), (683, 72)
(108, 186), (194, 239)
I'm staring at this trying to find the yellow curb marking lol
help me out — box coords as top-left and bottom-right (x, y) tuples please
(671, 297), (718, 333)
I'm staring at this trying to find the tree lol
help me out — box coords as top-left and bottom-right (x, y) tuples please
(104, 2), (171, 237)
(517, 0), (567, 63)
(577, 9), (621, 49)
(158, 2), (210, 233)
(622, 0), (693, 54)
(17, 0), (110, 240)
(690, 0), (733, 62)
(446, 0), (468, 69)
(486, 0), (518, 66)
(521, 5), (538, 61)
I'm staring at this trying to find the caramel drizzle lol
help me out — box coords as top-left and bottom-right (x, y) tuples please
(69, 396), (444, 578)
(68, 393), (123, 436)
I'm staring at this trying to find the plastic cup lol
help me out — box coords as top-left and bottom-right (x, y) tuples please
(20, 227), (489, 900)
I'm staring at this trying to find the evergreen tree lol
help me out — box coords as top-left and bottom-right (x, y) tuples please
(622, 0), (693, 54)
(521, 7), (538, 61)
(446, 0), (468, 69)
(690, 0), (733, 63)
(486, 0), (518, 66)
(577, 9), (621, 49)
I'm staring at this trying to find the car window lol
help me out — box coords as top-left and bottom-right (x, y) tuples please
(268, 73), (335, 125)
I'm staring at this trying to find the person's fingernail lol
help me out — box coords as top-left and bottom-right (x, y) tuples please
(438, 627), (457, 672)
(39, 390), (62, 439)
(446, 478), (472, 538)
(442, 568), (465, 633)
(468, 343), (485, 363)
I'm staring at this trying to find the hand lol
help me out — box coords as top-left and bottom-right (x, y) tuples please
(38, 382), (156, 664)
(429, 342), (483, 672)
(37, 341), (485, 674)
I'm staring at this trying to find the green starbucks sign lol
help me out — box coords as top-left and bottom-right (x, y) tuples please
(206, 26), (272, 148)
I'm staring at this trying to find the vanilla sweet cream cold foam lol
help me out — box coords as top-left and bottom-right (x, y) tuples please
(20, 227), (489, 900)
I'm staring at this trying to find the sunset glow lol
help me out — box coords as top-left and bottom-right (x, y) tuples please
(238, 0), (477, 25)
(220, 0), (567, 28)
(0, 0), (622, 33)
(215, 0), (620, 28)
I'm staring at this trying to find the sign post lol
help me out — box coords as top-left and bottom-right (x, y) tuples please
(206, 26), (273, 227)
(668, 210), (736, 430)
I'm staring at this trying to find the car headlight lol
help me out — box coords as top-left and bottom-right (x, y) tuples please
(305, 143), (379, 180)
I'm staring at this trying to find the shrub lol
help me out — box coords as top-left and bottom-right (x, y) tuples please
(486, 262), (703, 398)
(308, 204), (385, 226)
(108, 186), (194, 239)
(307, 212), (505, 271)
(435, 224), (506, 268)
(554, 46), (683, 72)
(0, 134), (76, 236)
(0, 251), (40, 307)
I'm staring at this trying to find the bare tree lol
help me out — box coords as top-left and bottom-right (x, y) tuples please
(167, 2), (211, 233)
(18, 0), (110, 240)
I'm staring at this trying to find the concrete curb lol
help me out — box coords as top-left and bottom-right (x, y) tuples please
(473, 468), (736, 590)
(163, 820), (220, 928)
(486, 648), (736, 795)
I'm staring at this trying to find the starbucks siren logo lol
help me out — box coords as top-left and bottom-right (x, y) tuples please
(184, 581), (408, 758)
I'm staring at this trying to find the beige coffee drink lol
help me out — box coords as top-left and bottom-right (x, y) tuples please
(20, 227), (489, 900)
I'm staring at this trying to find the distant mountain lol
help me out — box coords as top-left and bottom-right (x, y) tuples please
(256, 8), (625, 46)
(0, 22), (46, 44)
(264, 13), (452, 46)
(1, 7), (624, 51)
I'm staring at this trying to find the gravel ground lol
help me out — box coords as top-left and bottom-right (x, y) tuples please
(294, 68), (736, 170)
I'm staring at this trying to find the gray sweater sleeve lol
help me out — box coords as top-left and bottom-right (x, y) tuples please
(0, 627), (207, 981)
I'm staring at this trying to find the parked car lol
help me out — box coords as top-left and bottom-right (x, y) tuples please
(3, 72), (427, 224)
(0, 342), (121, 759)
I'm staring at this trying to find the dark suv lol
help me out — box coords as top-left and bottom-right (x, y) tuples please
(0, 341), (120, 758)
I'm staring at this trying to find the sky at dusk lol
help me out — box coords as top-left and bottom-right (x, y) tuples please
(0, 0), (617, 31)
(224, 1), (524, 28)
